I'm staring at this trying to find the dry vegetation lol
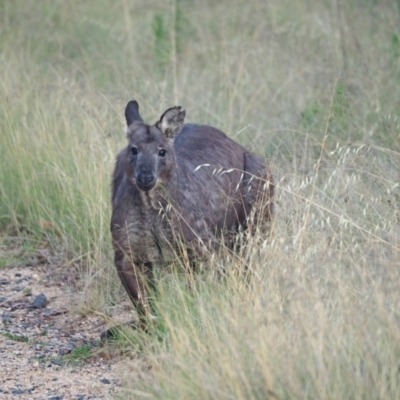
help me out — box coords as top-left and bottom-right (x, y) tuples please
(1, 0), (400, 399)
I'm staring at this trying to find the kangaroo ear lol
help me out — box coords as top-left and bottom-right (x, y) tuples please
(125, 100), (143, 125)
(157, 106), (186, 138)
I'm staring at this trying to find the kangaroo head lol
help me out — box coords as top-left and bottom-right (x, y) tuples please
(124, 100), (185, 192)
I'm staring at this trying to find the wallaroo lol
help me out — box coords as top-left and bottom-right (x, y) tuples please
(110, 100), (274, 330)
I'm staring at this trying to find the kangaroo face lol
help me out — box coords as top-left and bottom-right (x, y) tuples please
(126, 123), (175, 192)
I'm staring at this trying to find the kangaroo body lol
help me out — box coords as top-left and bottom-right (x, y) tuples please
(110, 101), (273, 324)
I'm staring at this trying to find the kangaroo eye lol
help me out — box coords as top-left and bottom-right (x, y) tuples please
(158, 149), (166, 157)
(130, 147), (138, 156)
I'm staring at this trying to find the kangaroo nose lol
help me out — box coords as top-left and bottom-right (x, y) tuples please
(137, 173), (154, 185)
(136, 173), (155, 190)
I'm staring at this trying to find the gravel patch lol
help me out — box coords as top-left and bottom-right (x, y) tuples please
(0, 241), (139, 400)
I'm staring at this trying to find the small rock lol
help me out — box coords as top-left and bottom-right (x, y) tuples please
(12, 388), (25, 395)
(0, 296), (7, 303)
(1, 313), (12, 323)
(14, 286), (24, 292)
(15, 272), (22, 277)
(33, 293), (48, 308)
(0, 278), (9, 285)
(48, 396), (63, 400)
(100, 378), (111, 384)
(77, 395), (84, 400)
(51, 358), (63, 366)
(59, 344), (74, 355)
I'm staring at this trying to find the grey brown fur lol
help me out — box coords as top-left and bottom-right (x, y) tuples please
(111, 100), (274, 325)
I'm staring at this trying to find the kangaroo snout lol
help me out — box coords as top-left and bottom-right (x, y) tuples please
(136, 171), (156, 191)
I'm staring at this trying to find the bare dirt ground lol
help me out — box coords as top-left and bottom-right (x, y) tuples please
(0, 237), (139, 400)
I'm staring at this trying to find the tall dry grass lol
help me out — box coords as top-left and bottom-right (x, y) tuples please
(1, 0), (400, 398)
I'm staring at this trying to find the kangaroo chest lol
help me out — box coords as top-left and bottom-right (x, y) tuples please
(126, 193), (176, 264)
